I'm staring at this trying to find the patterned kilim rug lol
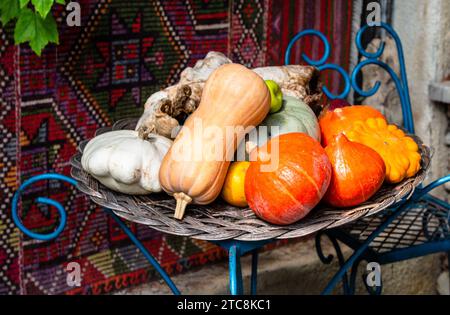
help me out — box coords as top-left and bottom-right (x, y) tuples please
(0, 0), (357, 295)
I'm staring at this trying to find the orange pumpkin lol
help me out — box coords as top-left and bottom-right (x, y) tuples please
(323, 134), (386, 208)
(244, 133), (331, 225)
(319, 105), (386, 146)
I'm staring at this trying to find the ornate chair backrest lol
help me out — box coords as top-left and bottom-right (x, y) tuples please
(284, 23), (415, 134)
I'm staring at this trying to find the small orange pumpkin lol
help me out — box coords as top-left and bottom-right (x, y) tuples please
(345, 118), (421, 184)
(323, 134), (386, 208)
(244, 133), (331, 225)
(319, 105), (386, 146)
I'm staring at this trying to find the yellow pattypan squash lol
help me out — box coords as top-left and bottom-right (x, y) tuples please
(221, 161), (251, 207)
(345, 118), (421, 184)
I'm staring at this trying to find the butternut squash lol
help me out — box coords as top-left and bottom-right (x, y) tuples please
(159, 63), (271, 219)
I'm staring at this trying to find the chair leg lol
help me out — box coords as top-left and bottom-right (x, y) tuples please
(321, 201), (409, 295)
(105, 208), (181, 295)
(216, 240), (268, 295)
(229, 245), (243, 295)
(349, 259), (362, 295)
(250, 250), (258, 295)
(316, 231), (351, 294)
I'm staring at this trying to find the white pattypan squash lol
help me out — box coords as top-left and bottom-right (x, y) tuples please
(81, 130), (172, 195)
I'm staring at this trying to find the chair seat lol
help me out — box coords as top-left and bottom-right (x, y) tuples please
(329, 195), (450, 264)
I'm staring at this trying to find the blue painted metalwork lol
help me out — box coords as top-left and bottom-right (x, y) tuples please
(214, 239), (271, 295)
(317, 194), (449, 287)
(414, 175), (450, 199)
(229, 245), (243, 295)
(284, 29), (351, 100)
(318, 64), (352, 100)
(354, 23), (414, 133)
(320, 175), (450, 295)
(321, 200), (411, 295)
(351, 59), (413, 133)
(214, 239), (272, 255)
(11, 173), (181, 295)
(104, 208), (181, 295)
(352, 23), (414, 133)
(227, 246), (261, 295)
(315, 232), (350, 294)
(11, 173), (77, 241)
(284, 29), (331, 67)
(348, 258), (363, 295)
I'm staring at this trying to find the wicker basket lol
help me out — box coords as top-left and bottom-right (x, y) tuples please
(70, 118), (431, 241)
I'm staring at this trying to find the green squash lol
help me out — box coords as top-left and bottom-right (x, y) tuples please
(262, 95), (320, 141)
(236, 96), (320, 161)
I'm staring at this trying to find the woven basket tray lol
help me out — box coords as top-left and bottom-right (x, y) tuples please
(70, 118), (431, 241)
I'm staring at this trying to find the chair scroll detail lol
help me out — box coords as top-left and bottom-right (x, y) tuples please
(315, 231), (351, 294)
(11, 173), (77, 241)
(284, 29), (351, 100)
(11, 172), (181, 295)
(352, 23), (414, 133)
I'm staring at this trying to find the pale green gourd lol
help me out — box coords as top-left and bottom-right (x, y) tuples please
(262, 95), (320, 141)
(237, 96), (320, 159)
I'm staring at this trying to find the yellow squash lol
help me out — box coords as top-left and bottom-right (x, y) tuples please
(221, 162), (250, 207)
(345, 118), (421, 184)
(159, 63), (271, 219)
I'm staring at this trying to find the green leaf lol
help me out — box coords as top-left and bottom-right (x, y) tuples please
(19, 0), (30, 8)
(31, 0), (54, 18)
(0, 0), (20, 25)
(14, 8), (58, 56)
(55, 0), (66, 4)
(13, 9), (35, 44)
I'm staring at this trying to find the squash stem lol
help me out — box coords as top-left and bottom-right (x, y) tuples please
(174, 192), (192, 220)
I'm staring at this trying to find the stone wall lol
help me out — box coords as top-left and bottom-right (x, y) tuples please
(391, 0), (449, 199)
(361, 0), (449, 200)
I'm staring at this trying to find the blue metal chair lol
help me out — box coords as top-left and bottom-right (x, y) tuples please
(286, 23), (450, 295)
(11, 23), (449, 296)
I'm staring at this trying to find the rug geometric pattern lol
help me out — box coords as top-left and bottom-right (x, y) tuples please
(0, 0), (355, 294)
